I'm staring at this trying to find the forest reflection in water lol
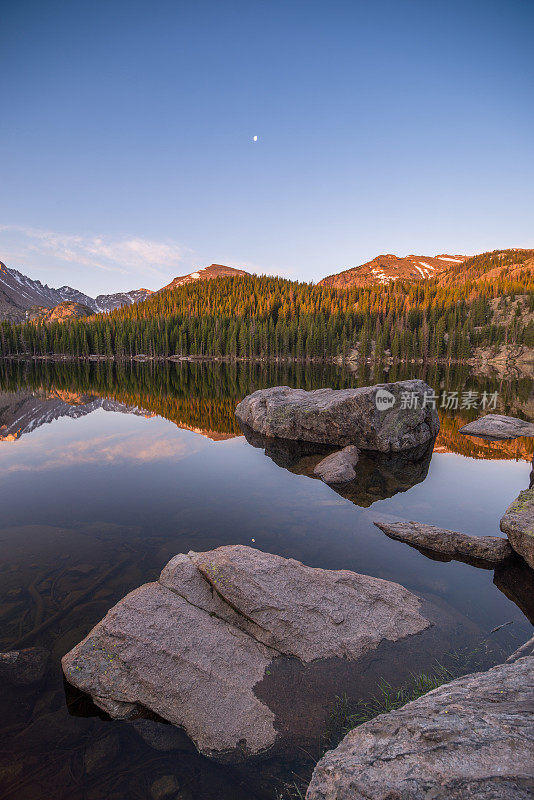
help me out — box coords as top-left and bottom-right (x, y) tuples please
(1, 357), (533, 455)
(0, 359), (532, 800)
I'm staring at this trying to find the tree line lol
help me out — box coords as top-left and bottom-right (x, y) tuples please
(1, 250), (532, 361)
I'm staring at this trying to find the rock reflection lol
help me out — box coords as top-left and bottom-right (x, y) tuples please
(493, 555), (534, 625)
(240, 423), (435, 508)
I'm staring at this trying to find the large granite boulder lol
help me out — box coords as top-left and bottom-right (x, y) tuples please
(460, 414), (534, 440)
(374, 520), (512, 567)
(500, 487), (534, 569)
(62, 546), (461, 763)
(306, 656), (534, 800)
(235, 380), (439, 452)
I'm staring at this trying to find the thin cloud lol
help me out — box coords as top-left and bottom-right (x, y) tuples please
(0, 429), (206, 473)
(0, 225), (190, 278)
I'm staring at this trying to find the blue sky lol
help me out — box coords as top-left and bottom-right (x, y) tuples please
(1, 0), (533, 295)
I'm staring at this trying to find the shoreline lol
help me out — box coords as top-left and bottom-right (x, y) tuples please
(0, 352), (532, 378)
(0, 352), (527, 364)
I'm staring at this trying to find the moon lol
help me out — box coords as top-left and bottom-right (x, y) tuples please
(253, 135), (258, 142)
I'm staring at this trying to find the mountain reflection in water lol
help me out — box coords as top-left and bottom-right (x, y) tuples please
(0, 359), (532, 459)
(0, 360), (532, 800)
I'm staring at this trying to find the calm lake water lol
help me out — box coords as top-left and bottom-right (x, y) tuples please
(0, 360), (532, 799)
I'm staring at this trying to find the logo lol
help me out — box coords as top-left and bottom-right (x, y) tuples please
(375, 388), (396, 411)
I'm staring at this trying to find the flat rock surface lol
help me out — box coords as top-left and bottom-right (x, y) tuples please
(236, 380), (439, 452)
(460, 414), (534, 440)
(313, 445), (360, 484)
(500, 487), (534, 569)
(374, 520), (512, 566)
(306, 656), (534, 800)
(185, 546), (430, 662)
(62, 545), (434, 762)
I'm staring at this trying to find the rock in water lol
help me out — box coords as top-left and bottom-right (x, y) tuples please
(130, 719), (195, 752)
(500, 487), (534, 569)
(235, 380), (439, 452)
(0, 648), (49, 685)
(313, 445), (360, 484)
(150, 775), (181, 800)
(374, 520), (512, 566)
(507, 634), (534, 663)
(459, 414), (534, 440)
(306, 657), (534, 800)
(62, 545), (444, 763)
(83, 732), (119, 775)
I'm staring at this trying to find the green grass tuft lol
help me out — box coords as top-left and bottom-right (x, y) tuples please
(324, 664), (453, 750)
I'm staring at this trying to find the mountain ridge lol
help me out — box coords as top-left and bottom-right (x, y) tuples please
(318, 253), (467, 288)
(0, 261), (153, 321)
(0, 260), (250, 321)
(1, 250), (533, 326)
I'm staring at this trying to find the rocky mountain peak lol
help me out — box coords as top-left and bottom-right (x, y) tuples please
(0, 261), (153, 321)
(161, 263), (249, 292)
(318, 253), (467, 288)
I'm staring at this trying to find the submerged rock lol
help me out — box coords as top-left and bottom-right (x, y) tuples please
(500, 487), (534, 569)
(306, 656), (534, 800)
(62, 545), (459, 763)
(460, 413), (534, 440)
(235, 380), (439, 452)
(84, 732), (119, 775)
(0, 647), (49, 685)
(374, 520), (512, 567)
(150, 775), (181, 800)
(313, 445), (360, 484)
(130, 718), (195, 752)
